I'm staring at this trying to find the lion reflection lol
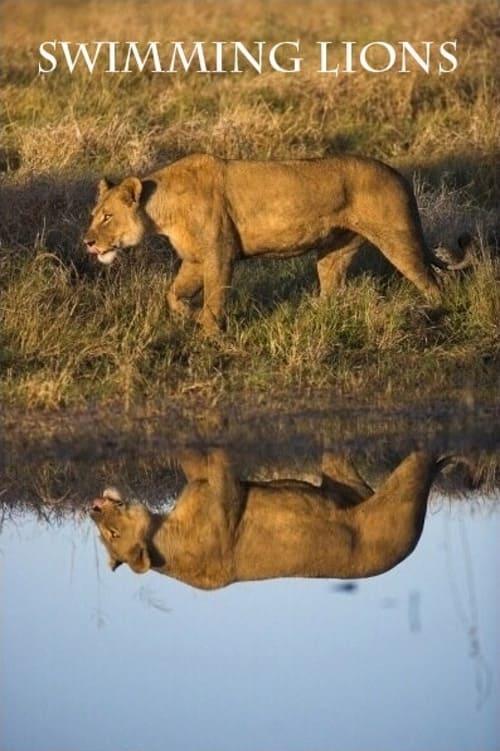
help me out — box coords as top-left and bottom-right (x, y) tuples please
(89, 450), (451, 590)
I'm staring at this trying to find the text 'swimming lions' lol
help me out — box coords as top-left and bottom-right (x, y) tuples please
(38, 39), (458, 75)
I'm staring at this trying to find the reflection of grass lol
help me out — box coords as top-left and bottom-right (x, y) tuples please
(0, 0), (499, 410)
(2, 437), (499, 514)
(136, 586), (172, 614)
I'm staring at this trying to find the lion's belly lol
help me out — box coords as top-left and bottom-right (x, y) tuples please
(238, 219), (342, 258)
(234, 487), (357, 580)
(226, 160), (348, 257)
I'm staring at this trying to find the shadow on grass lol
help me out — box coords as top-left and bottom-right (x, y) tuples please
(0, 173), (94, 258)
(0, 148), (21, 172)
(0, 172), (176, 279)
(404, 151), (500, 211)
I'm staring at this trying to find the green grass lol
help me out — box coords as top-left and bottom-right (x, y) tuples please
(1, 237), (498, 409)
(0, 0), (499, 412)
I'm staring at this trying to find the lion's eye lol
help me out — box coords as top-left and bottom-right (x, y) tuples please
(102, 213), (112, 223)
(109, 528), (120, 539)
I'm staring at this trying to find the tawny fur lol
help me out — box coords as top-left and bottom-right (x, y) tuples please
(90, 450), (442, 590)
(85, 153), (443, 333)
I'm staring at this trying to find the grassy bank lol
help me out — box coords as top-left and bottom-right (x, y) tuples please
(1, 233), (499, 409)
(1, 0), (499, 411)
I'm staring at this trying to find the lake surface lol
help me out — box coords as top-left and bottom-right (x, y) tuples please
(1, 409), (499, 751)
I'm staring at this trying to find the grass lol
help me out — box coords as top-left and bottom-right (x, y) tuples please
(0, 0), (499, 413)
(1, 183), (498, 411)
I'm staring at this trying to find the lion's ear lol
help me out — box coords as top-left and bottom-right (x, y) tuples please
(109, 557), (123, 572)
(97, 177), (114, 200)
(103, 486), (122, 502)
(128, 543), (151, 574)
(120, 177), (142, 205)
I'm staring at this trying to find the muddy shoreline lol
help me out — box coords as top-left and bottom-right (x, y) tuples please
(3, 392), (499, 463)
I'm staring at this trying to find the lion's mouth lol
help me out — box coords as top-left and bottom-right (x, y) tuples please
(89, 247), (120, 265)
(87, 247), (117, 254)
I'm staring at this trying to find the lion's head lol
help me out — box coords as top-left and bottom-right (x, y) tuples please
(84, 177), (146, 264)
(89, 487), (152, 573)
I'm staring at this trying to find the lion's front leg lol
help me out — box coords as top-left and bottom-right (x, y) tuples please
(167, 260), (203, 320)
(199, 246), (234, 335)
(207, 449), (246, 533)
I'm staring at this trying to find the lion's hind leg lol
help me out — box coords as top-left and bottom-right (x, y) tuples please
(317, 232), (365, 297)
(351, 452), (438, 575)
(358, 226), (442, 304)
(321, 453), (373, 507)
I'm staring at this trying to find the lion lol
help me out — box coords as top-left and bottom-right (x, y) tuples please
(84, 153), (464, 333)
(89, 449), (451, 590)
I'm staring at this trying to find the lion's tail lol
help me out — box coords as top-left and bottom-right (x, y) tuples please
(427, 232), (475, 271)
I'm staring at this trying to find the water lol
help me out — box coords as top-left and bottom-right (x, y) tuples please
(1, 412), (499, 751)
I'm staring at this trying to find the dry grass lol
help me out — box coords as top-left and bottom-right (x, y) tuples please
(0, 0), (499, 411)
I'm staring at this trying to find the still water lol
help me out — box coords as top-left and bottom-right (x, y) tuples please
(1, 418), (499, 751)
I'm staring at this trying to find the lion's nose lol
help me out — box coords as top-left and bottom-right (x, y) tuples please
(85, 238), (96, 248)
(91, 498), (104, 512)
